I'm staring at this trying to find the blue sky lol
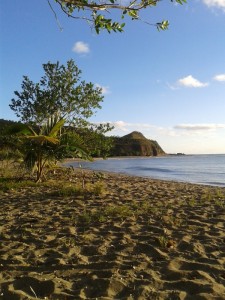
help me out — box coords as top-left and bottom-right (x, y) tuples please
(1, 0), (225, 154)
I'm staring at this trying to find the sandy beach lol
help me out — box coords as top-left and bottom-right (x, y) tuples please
(0, 168), (225, 299)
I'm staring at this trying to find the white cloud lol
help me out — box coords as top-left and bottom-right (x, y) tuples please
(213, 74), (225, 81)
(72, 41), (90, 54)
(95, 84), (110, 95)
(109, 121), (157, 131)
(111, 121), (129, 132)
(100, 121), (173, 137)
(102, 121), (225, 137)
(166, 82), (179, 90)
(178, 75), (208, 88)
(174, 123), (225, 131)
(202, 0), (225, 9)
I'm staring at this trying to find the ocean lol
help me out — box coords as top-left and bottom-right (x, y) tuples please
(64, 154), (225, 187)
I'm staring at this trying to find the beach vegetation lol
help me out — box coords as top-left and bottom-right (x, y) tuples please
(188, 196), (196, 207)
(77, 211), (93, 225)
(9, 114), (92, 182)
(0, 121), (24, 167)
(198, 189), (225, 206)
(86, 181), (106, 196)
(55, 183), (84, 196)
(92, 171), (105, 180)
(129, 200), (166, 218)
(0, 177), (37, 193)
(0, 148), (22, 165)
(52, 0), (186, 34)
(0, 162), (24, 180)
(157, 235), (176, 249)
(8, 114), (69, 182)
(54, 181), (106, 197)
(163, 215), (183, 228)
(60, 237), (77, 247)
(215, 188), (225, 202)
(199, 189), (214, 203)
(171, 216), (183, 228)
(103, 204), (133, 219)
(141, 200), (156, 214)
(7, 60), (113, 182)
(75, 204), (134, 227)
(214, 197), (225, 208)
(157, 235), (169, 248)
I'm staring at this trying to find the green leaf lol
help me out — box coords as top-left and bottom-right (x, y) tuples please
(128, 10), (138, 19)
(6, 123), (37, 136)
(48, 118), (65, 137)
(175, 0), (186, 4)
(25, 135), (59, 145)
(157, 20), (169, 31)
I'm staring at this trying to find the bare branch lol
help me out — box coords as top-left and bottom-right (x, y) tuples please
(47, 0), (64, 31)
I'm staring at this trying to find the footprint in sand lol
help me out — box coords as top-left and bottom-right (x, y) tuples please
(12, 277), (55, 298)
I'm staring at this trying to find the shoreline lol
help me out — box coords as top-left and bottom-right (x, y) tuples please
(62, 157), (225, 188)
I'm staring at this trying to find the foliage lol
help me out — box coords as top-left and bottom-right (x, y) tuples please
(0, 148), (22, 163)
(54, 181), (105, 197)
(0, 120), (24, 163)
(12, 114), (93, 182)
(0, 119), (17, 134)
(8, 114), (64, 182)
(54, 183), (84, 196)
(10, 60), (104, 127)
(53, 0), (187, 33)
(76, 204), (133, 226)
(74, 124), (114, 158)
(8, 60), (113, 181)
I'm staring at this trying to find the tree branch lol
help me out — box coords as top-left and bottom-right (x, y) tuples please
(56, 0), (160, 12)
(51, 0), (186, 33)
(47, 0), (63, 31)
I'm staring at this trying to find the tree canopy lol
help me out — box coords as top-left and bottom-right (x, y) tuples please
(53, 0), (186, 33)
(8, 60), (113, 181)
(10, 60), (103, 127)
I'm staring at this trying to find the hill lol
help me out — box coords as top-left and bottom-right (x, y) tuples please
(110, 131), (165, 156)
(0, 119), (17, 134)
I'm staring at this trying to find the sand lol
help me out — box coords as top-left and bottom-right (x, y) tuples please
(0, 168), (225, 299)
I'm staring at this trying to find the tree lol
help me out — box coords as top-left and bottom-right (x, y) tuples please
(9, 60), (113, 181)
(52, 0), (186, 33)
(10, 60), (104, 127)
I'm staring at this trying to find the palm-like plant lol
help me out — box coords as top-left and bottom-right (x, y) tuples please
(13, 113), (90, 182)
(23, 114), (64, 182)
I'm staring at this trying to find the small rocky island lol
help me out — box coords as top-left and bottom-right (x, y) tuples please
(110, 131), (165, 156)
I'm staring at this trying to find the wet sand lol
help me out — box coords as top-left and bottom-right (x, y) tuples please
(0, 168), (225, 299)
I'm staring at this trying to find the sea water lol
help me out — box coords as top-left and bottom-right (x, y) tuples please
(64, 154), (225, 187)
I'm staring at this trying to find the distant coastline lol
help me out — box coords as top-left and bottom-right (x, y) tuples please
(168, 152), (185, 156)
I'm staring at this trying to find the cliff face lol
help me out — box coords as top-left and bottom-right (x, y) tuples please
(111, 131), (165, 156)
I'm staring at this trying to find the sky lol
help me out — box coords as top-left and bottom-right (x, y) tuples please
(1, 0), (225, 154)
